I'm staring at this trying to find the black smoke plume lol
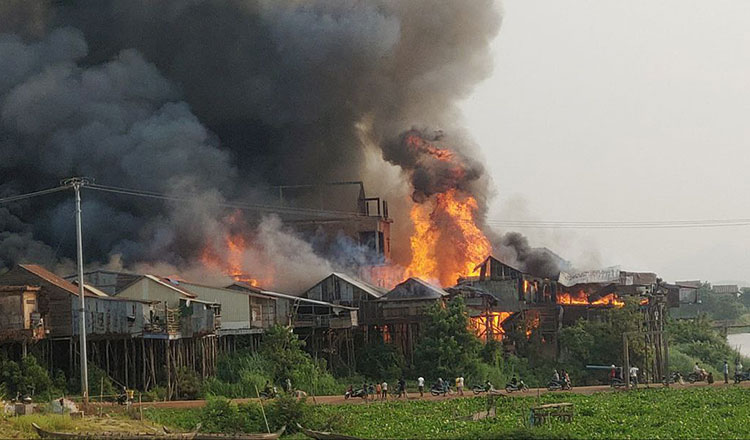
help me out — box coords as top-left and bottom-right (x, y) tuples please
(498, 232), (561, 279)
(0, 1), (502, 276)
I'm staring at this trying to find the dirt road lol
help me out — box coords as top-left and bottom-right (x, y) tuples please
(133, 380), (750, 410)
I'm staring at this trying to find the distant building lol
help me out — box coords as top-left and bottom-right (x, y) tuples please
(712, 284), (741, 296)
(674, 281), (700, 304)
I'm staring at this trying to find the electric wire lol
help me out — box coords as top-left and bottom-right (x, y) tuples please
(0, 185), (69, 204)
(5, 181), (747, 230)
(85, 183), (367, 219)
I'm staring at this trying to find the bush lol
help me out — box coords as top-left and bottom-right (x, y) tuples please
(354, 334), (404, 380)
(176, 367), (202, 400)
(266, 393), (309, 432)
(200, 397), (244, 433)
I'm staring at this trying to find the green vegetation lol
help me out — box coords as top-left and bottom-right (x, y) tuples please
(203, 324), (341, 397)
(0, 355), (66, 400)
(145, 386), (750, 439)
(668, 315), (747, 375)
(413, 297), (482, 380)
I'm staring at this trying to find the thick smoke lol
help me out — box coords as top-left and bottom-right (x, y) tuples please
(0, 1), (503, 287)
(0, 27), (236, 267)
(497, 232), (561, 279)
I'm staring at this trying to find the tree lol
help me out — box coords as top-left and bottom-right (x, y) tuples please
(355, 330), (404, 379)
(259, 325), (309, 382)
(558, 300), (645, 384)
(413, 297), (481, 381)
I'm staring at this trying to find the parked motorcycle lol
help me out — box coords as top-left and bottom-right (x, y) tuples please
(547, 380), (571, 391)
(504, 382), (528, 393)
(609, 377), (626, 388)
(734, 371), (750, 383)
(471, 384), (494, 394)
(430, 383), (452, 396)
(686, 372), (706, 384)
(663, 372), (684, 385)
(344, 388), (367, 400)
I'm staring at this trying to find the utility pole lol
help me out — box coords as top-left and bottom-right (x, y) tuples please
(64, 177), (90, 404)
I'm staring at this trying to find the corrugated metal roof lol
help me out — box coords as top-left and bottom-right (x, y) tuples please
(145, 275), (198, 298)
(19, 264), (100, 298)
(17, 265), (154, 303)
(228, 282), (358, 311)
(383, 277), (448, 301)
(329, 272), (388, 298)
(180, 280), (275, 301)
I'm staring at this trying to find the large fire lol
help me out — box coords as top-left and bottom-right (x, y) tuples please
(469, 311), (512, 341)
(200, 212), (267, 287)
(556, 291), (625, 307)
(398, 132), (492, 287)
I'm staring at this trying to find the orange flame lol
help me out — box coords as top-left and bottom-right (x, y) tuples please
(403, 189), (492, 286)
(469, 311), (512, 341)
(200, 212), (267, 287)
(556, 290), (625, 307)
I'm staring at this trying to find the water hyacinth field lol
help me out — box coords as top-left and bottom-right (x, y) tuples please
(145, 386), (750, 439)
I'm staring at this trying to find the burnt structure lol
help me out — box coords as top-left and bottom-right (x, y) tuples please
(276, 182), (392, 261)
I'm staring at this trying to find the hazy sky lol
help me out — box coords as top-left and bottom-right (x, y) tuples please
(462, 0), (750, 284)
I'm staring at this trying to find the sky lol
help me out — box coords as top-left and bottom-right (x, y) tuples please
(461, 0), (750, 284)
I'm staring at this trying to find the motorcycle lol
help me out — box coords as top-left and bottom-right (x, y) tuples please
(547, 380), (571, 391)
(260, 387), (279, 399)
(430, 384), (452, 396)
(504, 382), (528, 393)
(734, 371), (750, 384)
(344, 388), (367, 400)
(663, 372), (683, 385)
(609, 377), (626, 388)
(472, 384), (492, 395)
(686, 372), (706, 384)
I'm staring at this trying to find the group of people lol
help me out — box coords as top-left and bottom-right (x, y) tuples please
(358, 377), (408, 401)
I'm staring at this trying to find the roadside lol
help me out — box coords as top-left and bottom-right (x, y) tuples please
(131, 379), (750, 409)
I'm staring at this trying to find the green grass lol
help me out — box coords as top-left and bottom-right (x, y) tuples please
(145, 386), (750, 439)
(6, 413), (76, 435)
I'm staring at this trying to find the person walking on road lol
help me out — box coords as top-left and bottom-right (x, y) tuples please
(381, 381), (388, 400)
(629, 365), (639, 388)
(724, 360), (730, 384)
(417, 376), (425, 397)
(457, 376), (465, 396)
(398, 377), (407, 398)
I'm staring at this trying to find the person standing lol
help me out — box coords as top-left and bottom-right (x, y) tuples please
(398, 377), (407, 398)
(381, 381), (388, 400)
(457, 375), (465, 396)
(724, 360), (730, 384)
(629, 365), (639, 388)
(417, 376), (425, 397)
(285, 378), (292, 394)
(375, 382), (382, 400)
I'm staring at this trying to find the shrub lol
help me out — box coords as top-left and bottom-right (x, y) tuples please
(266, 393), (309, 432)
(200, 397), (244, 433)
(176, 367), (202, 400)
(355, 333), (404, 380)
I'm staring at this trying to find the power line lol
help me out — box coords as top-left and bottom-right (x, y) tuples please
(483, 219), (750, 229)
(0, 185), (69, 204)
(85, 183), (367, 219)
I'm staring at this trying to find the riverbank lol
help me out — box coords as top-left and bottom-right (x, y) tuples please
(143, 386), (750, 439)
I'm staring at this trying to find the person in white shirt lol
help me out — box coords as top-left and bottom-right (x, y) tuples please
(457, 376), (464, 396)
(381, 381), (388, 400)
(629, 366), (639, 388)
(417, 376), (425, 397)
